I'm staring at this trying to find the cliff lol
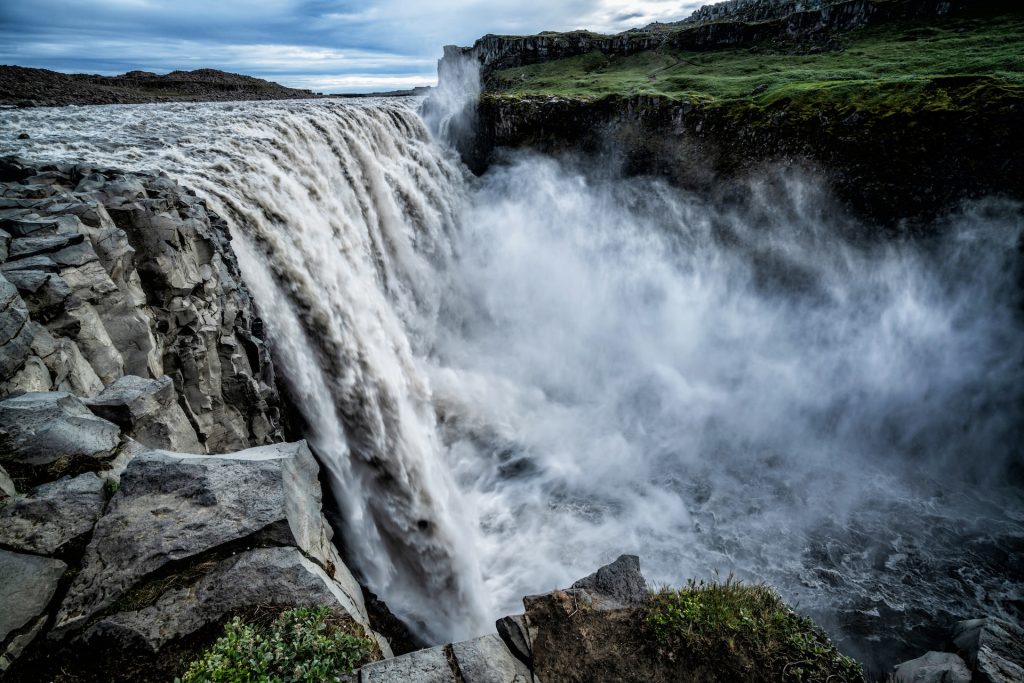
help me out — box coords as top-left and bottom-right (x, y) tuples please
(0, 67), (317, 107)
(444, 0), (978, 84)
(444, 0), (1024, 224)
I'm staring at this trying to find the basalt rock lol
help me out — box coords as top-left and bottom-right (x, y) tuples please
(0, 157), (284, 450)
(0, 396), (379, 681)
(952, 618), (1024, 683)
(84, 375), (201, 452)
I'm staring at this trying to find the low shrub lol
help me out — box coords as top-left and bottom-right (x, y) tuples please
(180, 607), (376, 683)
(645, 578), (863, 682)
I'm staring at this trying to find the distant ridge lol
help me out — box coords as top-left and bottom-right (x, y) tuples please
(0, 66), (316, 107)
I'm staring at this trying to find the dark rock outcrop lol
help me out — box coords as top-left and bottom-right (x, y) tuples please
(0, 67), (316, 108)
(952, 618), (1024, 683)
(0, 401), (386, 680)
(893, 651), (972, 683)
(0, 157), (284, 451)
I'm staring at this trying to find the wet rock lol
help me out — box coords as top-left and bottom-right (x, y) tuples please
(0, 472), (106, 555)
(84, 375), (200, 451)
(0, 549), (67, 642)
(0, 615), (46, 672)
(55, 441), (367, 634)
(496, 614), (532, 667)
(16, 133), (30, 140)
(0, 159), (283, 450)
(953, 617), (1024, 683)
(0, 464), (15, 499)
(451, 634), (531, 683)
(83, 547), (372, 652)
(570, 554), (647, 609)
(893, 651), (971, 683)
(360, 645), (455, 683)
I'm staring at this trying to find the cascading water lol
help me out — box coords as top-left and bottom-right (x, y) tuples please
(3, 97), (1022, 669)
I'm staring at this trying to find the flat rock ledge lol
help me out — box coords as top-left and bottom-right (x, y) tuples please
(0, 391), (386, 681)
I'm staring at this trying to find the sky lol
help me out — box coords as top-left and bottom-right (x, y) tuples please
(0, 0), (708, 93)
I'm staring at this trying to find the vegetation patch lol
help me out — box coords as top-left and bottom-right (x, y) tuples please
(486, 12), (1024, 114)
(179, 607), (377, 683)
(645, 579), (863, 682)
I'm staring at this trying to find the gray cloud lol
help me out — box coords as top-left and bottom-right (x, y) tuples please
(0, 0), (706, 92)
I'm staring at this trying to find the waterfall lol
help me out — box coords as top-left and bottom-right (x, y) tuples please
(0, 99), (490, 641)
(4, 98), (1022, 666)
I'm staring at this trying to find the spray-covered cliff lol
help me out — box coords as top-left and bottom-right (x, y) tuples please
(440, 0), (1024, 223)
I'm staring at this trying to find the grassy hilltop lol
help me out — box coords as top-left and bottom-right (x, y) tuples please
(484, 11), (1024, 116)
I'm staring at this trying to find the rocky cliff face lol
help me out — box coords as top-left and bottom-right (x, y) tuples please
(443, 0), (972, 83)
(0, 157), (283, 451)
(469, 82), (1024, 225)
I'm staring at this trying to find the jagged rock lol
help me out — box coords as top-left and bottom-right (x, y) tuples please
(0, 615), (46, 672)
(893, 651), (971, 683)
(360, 645), (455, 683)
(30, 323), (104, 397)
(8, 233), (84, 260)
(0, 354), (50, 394)
(0, 228), (9, 261)
(451, 634), (532, 683)
(0, 273), (33, 382)
(0, 464), (15, 499)
(0, 472), (106, 555)
(952, 617), (1024, 683)
(83, 547), (373, 653)
(496, 614), (532, 668)
(0, 159), (283, 450)
(85, 375), (201, 452)
(0, 392), (121, 475)
(55, 441), (367, 634)
(571, 554), (647, 609)
(0, 550), (67, 643)
(3, 269), (73, 322)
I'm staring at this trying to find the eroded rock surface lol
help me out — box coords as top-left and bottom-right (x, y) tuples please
(0, 472), (106, 554)
(0, 157), (283, 451)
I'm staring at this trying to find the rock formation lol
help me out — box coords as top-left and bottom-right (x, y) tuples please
(0, 394), (386, 680)
(0, 156), (283, 452)
(0, 67), (317, 108)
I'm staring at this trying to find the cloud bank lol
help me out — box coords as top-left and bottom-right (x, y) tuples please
(0, 0), (707, 93)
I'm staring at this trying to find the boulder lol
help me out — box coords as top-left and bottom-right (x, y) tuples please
(953, 617), (1024, 683)
(4, 269), (73, 322)
(450, 634), (532, 683)
(0, 472), (106, 555)
(570, 554), (647, 609)
(0, 549), (67, 643)
(0, 273), (33, 382)
(8, 233), (84, 260)
(0, 464), (15, 499)
(893, 651), (971, 683)
(360, 645), (455, 683)
(55, 441), (367, 634)
(82, 547), (373, 653)
(85, 375), (201, 452)
(0, 354), (50, 394)
(0, 392), (121, 477)
(496, 614), (532, 668)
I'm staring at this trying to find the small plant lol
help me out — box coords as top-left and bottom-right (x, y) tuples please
(103, 478), (120, 499)
(645, 578), (863, 682)
(180, 607), (377, 683)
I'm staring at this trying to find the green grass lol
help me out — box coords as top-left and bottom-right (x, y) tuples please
(645, 579), (863, 682)
(179, 607), (377, 683)
(486, 12), (1024, 111)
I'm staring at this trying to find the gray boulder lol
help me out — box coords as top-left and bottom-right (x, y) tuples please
(83, 547), (375, 653)
(85, 375), (201, 452)
(0, 549), (66, 643)
(360, 645), (455, 683)
(451, 634), (532, 683)
(894, 651), (971, 683)
(0, 273), (33, 382)
(496, 614), (532, 668)
(953, 617), (1024, 683)
(0, 472), (106, 555)
(0, 464), (15, 499)
(0, 392), (121, 473)
(570, 554), (647, 609)
(55, 441), (367, 634)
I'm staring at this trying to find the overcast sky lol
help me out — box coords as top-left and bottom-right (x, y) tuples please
(0, 0), (708, 93)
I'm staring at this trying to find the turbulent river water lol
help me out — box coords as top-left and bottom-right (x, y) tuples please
(2, 99), (1022, 668)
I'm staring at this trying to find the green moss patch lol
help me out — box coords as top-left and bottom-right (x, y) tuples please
(645, 579), (863, 682)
